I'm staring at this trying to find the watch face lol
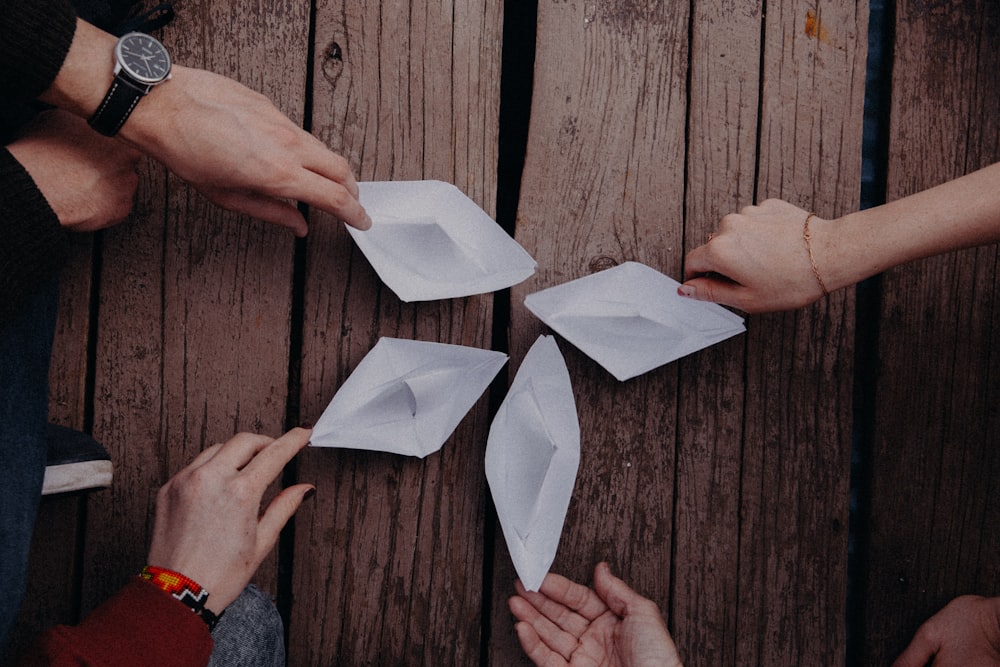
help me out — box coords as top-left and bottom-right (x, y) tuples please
(116, 32), (171, 85)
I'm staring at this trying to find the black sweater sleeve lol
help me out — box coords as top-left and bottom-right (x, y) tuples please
(0, 0), (79, 101)
(0, 149), (70, 324)
(0, 0), (79, 324)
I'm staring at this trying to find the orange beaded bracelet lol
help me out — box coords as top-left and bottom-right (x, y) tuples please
(141, 565), (223, 630)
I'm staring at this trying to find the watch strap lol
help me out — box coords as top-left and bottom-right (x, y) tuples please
(88, 74), (150, 137)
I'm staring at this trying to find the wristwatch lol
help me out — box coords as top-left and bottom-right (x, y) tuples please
(88, 32), (172, 137)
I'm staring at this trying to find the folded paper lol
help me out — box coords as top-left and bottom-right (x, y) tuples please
(524, 261), (746, 381)
(349, 180), (537, 302)
(311, 337), (508, 458)
(486, 335), (580, 591)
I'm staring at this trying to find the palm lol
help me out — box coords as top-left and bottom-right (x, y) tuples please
(510, 565), (682, 667)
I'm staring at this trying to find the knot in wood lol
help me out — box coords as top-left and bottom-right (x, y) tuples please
(588, 256), (619, 273)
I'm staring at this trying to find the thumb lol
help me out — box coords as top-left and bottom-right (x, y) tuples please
(677, 276), (746, 310)
(593, 562), (644, 617)
(891, 633), (937, 667)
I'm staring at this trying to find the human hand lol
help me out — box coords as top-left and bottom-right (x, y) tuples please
(679, 199), (834, 313)
(146, 428), (315, 613)
(509, 562), (682, 667)
(6, 109), (140, 232)
(122, 66), (371, 236)
(892, 595), (1000, 667)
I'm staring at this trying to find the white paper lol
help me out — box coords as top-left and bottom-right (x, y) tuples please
(348, 180), (537, 302)
(524, 261), (745, 381)
(311, 337), (508, 458)
(486, 335), (580, 591)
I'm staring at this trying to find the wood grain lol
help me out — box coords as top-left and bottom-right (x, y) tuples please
(862, 1), (1000, 662)
(674, 1), (760, 663)
(734, 2), (864, 665)
(288, 0), (502, 663)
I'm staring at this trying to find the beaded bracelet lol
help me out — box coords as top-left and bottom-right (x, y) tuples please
(141, 565), (224, 631)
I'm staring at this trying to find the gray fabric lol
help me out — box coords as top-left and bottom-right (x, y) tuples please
(209, 585), (285, 667)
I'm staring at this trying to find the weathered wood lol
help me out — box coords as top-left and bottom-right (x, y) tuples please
(288, 0), (502, 664)
(493, 1), (691, 664)
(734, 2), (863, 665)
(80, 1), (306, 611)
(674, 1), (761, 663)
(863, 1), (1000, 662)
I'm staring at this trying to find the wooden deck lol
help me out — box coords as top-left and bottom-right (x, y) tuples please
(7, 1), (1000, 664)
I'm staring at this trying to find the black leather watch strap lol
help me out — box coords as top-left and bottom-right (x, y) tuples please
(88, 75), (149, 137)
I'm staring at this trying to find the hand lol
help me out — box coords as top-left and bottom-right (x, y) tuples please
(893, 595), (1000, 667)
(146, 428), (315, 613)
(679, 199), (832, 313)
(6, 109), (140, 232)
(509, 562), (682, 667)
(122, 66), (371, 236)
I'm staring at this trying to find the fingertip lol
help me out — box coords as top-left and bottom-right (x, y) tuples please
(677, 284), (697, 299)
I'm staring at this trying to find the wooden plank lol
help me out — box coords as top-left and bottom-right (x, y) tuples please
(674, 1), (761, 663)
(735, 2), (864, 665)
(492, 2), (691, 664)
(80, 1), (307, 611)
(289, 0), (502, 663)
(862, 1), (1000, 662)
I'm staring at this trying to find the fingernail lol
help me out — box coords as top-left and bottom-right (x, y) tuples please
(304, 486), (316, 501)
(300, 421), (314, 429)
(677, 285), (696, 298)
(364, 214), (374, 229)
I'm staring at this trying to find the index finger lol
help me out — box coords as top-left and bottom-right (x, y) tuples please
(683, 243), (715, 280)
(242, 427), (313, 485)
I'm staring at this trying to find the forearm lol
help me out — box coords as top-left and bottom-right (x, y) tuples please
(817, 162), (1000, 290)
(36, 19), (117, 119)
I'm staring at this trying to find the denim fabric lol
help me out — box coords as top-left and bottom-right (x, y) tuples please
(0, 278), (58, 650)
(209, 585), (286, 667)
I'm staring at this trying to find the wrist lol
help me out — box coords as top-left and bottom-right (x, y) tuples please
(141, 565), (225, 630)
(38, 19), (117, 119)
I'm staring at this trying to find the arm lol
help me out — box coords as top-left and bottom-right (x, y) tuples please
(20, 429), (314, 664)
(509, 562), (682, 667)
(38, 19), (370, 236)
(679, 162), (1000, 313)
(893, 595), (1000, 667)
(1, 110), (140, 323)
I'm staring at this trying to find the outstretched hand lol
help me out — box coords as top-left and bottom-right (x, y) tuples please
(147, 428), (315, 614)
(893, 595), (1000, 667)
(509, 562), (682, 667)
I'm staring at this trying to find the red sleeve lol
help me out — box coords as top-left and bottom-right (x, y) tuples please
(18, 578), (214, 667)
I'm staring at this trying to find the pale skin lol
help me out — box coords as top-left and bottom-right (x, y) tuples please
(37, 19), (371, 236)
(679, 162), (1000, 313)
(7, 109), (140, 231)
(892, 596), (1000, 667)
(146, 428), (314, 615)
(510, 562), (682, 667)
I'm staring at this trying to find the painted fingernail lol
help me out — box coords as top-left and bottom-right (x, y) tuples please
(677, 285), (696, 298)
(304, 486), (316, 500)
